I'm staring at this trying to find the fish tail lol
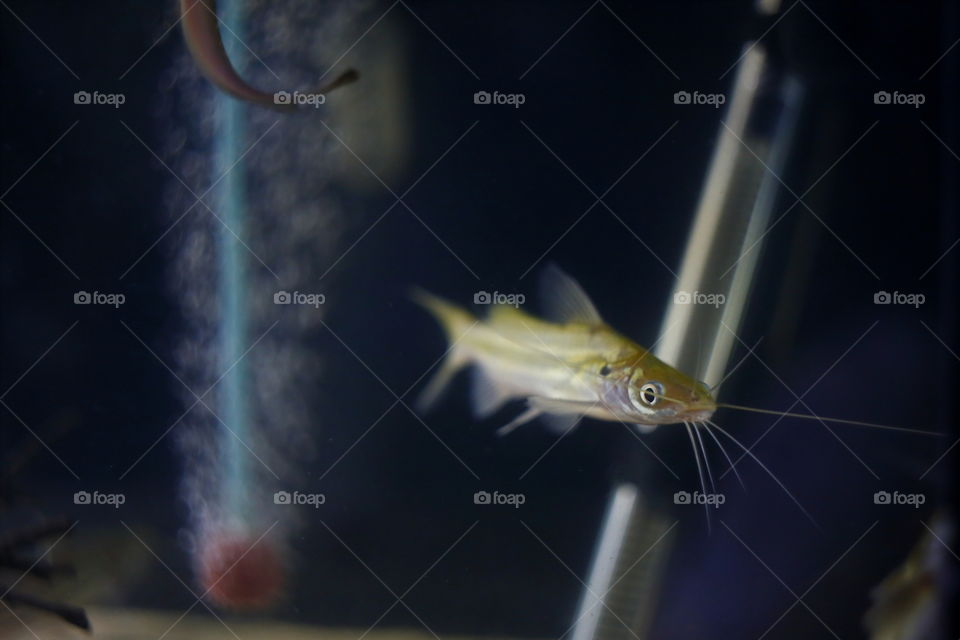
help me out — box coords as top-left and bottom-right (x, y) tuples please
(410, 288), (475, 340)
(410, 288), (476, 412)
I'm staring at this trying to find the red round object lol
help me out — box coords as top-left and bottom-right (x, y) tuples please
(198, 533), (284, 610)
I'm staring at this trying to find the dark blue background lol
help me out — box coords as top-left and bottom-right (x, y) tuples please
(2, 1), (957, 638)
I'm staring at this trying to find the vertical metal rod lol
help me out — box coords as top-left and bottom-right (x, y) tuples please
(570, 42), (804, 640)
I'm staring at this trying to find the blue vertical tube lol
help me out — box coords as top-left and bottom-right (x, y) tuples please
(214, 0), (251, 526)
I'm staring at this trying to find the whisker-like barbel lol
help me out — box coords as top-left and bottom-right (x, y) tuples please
(706, 419), (818, 527)
(700, 421), (745, 490)
(694, 423), (717, 497)
(685, 421), (712, 530)
(714, 402), (941, 436)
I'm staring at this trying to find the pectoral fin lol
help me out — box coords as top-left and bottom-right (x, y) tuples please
(497, 396), (594, 436)
(496, 406), (542, 437)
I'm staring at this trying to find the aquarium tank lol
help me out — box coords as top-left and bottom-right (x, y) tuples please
(1, 1), (958, 639)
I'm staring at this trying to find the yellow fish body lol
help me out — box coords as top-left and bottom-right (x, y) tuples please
(414, 265), (716, 434)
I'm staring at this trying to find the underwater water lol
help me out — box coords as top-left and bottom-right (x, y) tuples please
(1, 1), (958, 639)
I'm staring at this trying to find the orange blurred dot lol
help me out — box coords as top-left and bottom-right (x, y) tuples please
(199, 533), (284, 610)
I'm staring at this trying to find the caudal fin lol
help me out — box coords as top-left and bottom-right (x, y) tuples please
(410, 288), (476, 412)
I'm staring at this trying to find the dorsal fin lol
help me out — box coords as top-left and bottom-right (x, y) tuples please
(539, 264), (604, 325)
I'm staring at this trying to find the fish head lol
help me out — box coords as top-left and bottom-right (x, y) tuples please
(619, 355), (716, 425)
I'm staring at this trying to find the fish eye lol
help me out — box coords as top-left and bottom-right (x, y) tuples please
(599, 365), (612, 376)
(639, 382), (663, 406)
